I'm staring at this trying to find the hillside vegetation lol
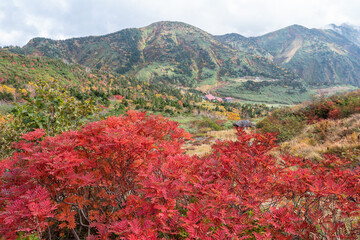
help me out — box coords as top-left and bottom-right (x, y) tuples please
(280, 113), (360, 162)
(0, 49), (208, 113)
(257, 89), (360, 162)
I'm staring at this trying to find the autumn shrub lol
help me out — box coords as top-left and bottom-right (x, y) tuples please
(258, 91), (360, 143)
(196, 116), (225, 131)
(277, 114), (360, 162)
(12, 79), (99, 136)
(207, 132), (359, 238)
(0, 84), (16, 102)
(0, 111), (359, 239)
(0, 79), (100, 159)
(0, 111), (192, 239)
(256, 107), (306, 142)
(0, 91), (14, 101)
(0, 113), (25, 159)
(300, 91), (360, 122)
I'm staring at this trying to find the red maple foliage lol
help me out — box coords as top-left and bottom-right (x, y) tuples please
(114, 95), (124, 101)
(0, 110), (359, 239)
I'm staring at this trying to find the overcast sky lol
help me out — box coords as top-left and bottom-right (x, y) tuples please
(1, 0), (359, 47)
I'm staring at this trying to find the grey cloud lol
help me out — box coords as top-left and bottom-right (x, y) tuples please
(1, 0), (360, 46)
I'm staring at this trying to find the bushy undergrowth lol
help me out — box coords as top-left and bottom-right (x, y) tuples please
(300, 90), (360, 122)
(0, 79), (99, 159)
(256, 107), (306, 142)
(278, 114), (360, 163)
(0, 113), (24, 158)
(257, 90), (360, 142)
(195, 116), (227, 131)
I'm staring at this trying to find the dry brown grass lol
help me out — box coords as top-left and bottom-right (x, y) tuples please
(185, 144), (213, 156)
(195, 84), (213, 92)
(184, 129), (238, 156)
(274, 113), (360, 161)
(315, 86), (357, 96)
(206, 129), (238, 141)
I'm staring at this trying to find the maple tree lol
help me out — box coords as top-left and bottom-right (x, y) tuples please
(0, 110), (359, 239)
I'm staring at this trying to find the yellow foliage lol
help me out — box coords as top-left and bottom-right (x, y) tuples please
(0, 84), (16, 94)
(227, 112), (241, 121)
(20, 89), (28, 95)
(168, 96), (177, 101)
(218, 105), (226, 112)
(0, 114), (7, 124)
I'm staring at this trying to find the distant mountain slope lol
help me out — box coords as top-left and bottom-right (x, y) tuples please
(22, 21), (294, 87)
(0, 49), (203, 111)
(250, 25), (360, 86)
(0, 48), (93, 90)
(327, 23), (360, 46)
(214, 33), (273, 60)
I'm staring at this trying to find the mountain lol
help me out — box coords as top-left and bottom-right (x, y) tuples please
(22, 21), (294, 87)
(249, 25), (360, 86)
(16, 21), (360, 98)
(214, 33), (273, 60)
(327, 23), (360, 46)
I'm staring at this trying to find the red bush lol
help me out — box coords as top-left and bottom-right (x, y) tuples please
(0, 111), (359, 239)
(114, 95), (124, 100)
(328, 108), (341, 119)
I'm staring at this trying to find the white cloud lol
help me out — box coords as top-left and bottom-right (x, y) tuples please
(0, 30), (26, 47)
(1, 0), (360, 46)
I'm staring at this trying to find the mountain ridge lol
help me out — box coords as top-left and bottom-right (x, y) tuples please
(326, 23), (360, 46)
(247, 24), (360, 86)
(21, 21), (295, 87)
(13, 21), (360, 91)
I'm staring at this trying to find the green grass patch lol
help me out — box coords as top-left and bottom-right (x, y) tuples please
(198, 67), (218, 86)
(0, 103), (16, 113)
(217, 80), (313, 105)
(168, 115), (203, 134)
(169, 114), (234, 135)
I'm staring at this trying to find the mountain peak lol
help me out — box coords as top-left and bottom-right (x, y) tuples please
(142, 21), (199, 31)
(257, 24), (310, 39)
(282, 24), (310, 33)
(139, 20), (211, 38)
(149, 21), (190, 26)
(288, 24), (307, 29)
(215, 33), (246, 40)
